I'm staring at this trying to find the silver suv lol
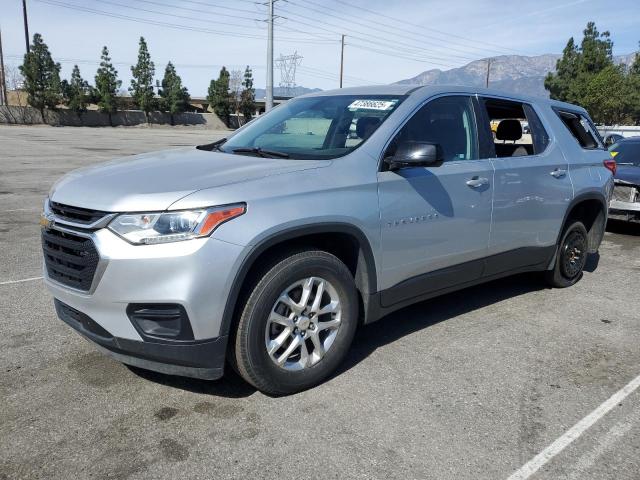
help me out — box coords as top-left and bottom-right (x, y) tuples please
(42, 86), (614, 394)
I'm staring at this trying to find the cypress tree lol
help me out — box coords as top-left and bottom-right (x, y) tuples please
(19, 33), (62, 122)
(62, 65), (90, 118)
(159, 61), (190, 125)
(130, 37), (155, 122)
(95, 46), (121, 126)
(239, 65), (256, 123)
(207, 66), (231, 126)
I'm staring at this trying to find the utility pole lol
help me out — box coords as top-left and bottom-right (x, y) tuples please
(0, 27), (6, 106)
(339, 34), (345, 88)
(22, 0), (30, 53)
(265, 0), (274, 111)
(485, 57), (491, 88)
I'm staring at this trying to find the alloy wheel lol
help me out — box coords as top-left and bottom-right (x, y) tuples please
(265, 276), (342, 371)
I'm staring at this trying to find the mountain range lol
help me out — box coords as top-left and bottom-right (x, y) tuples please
(394, 53), (638, 98)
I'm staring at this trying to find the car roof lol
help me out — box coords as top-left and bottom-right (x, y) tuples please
(300, 84), (588, 114)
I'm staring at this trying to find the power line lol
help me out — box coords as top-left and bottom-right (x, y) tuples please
(142, 0), (338, 43)
(97, 0), (274, 33)
(299, 65), (382, 86)
(34, 0), (335, 44)
(126, 0), (263, 23)
(323, 0), (528, 56)
(275, 4), (471, 67)
(158, 0), (260, 16)
(284, 0), (496, 63)
(343, 42), (455, 69)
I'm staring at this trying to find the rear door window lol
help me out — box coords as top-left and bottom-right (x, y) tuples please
(479, 98), (550, 158)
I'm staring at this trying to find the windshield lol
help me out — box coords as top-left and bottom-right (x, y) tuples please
(609, 141), (640, 166)
(219, 95), (406, 159)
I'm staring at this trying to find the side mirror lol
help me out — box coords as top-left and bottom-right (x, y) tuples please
(387, 141), (443, 170)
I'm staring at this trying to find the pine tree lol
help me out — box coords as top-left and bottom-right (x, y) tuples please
(62, 65), (90, 118)
(159, 61), (190, 125)
(130, 37), (155, 122)
(95, 46), (121, 126)
(579, 22), (614, 75)
(207, 66), (231, 126)
(239, 66), (256, 123)
(19, 33), (62, 122)
(544, 22), (627, 124)
(544, 37), (580, 103)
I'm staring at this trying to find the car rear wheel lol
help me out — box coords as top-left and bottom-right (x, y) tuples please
(545, 221), (589, 288)
(233, 250), (358, 395)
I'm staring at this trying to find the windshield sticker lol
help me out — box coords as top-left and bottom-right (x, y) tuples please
(348, 99), (397, 111)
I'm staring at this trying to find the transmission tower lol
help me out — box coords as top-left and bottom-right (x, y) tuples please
(275, 51), (303, 97)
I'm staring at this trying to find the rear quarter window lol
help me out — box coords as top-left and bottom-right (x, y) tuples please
(554, 109), (603, 150)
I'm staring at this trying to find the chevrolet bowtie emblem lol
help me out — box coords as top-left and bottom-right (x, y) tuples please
(39, 213), (55, 230)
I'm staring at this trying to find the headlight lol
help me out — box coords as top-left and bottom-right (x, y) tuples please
(108, 204), (246, 245)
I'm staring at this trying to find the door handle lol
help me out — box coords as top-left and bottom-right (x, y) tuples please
(550, 168), (567, 178)
(466, 176), (489, 188)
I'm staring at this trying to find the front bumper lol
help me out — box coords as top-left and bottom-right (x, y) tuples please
(44, 226), (245, 340)
(609, 200), (640, 222)
(43, 222), (248, 379)
(55, 299), (226, 379)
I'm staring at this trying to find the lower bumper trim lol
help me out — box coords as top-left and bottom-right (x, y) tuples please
(91, 341), (224, 380)
(55, 299), (227, 380)
(608, 208), (640, 223)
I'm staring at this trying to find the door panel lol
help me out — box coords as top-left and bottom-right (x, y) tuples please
(482, 100), (573, 263)
(378, 160), (494, 292)
(377, 95), (493, 295)
(490, 148), (572, 255)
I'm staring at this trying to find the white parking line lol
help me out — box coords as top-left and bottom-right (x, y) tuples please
(0, 276), (43, 286)
(507, 373), (640, 480)
(566, 410), (639, 480)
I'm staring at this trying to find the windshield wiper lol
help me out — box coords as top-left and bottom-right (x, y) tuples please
(232, 147), (290, 158)
(196, 138), (226, 152)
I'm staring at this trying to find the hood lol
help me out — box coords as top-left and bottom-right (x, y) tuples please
(49, 147), (330, 212)
(615, 164), (640, 185)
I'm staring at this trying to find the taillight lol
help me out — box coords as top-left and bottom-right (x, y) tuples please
(603, 159), (617, 176)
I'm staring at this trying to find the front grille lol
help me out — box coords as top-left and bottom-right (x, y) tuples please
(612, 184), (637, 203)
(49, 201), (109, 226)
(42, 228), (99, 291)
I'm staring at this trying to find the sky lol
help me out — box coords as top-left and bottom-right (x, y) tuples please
(1, 0), (639, 97)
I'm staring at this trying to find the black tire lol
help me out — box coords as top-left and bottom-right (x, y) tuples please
(545, 221), (589, 288)
(233, 250), (358, 395)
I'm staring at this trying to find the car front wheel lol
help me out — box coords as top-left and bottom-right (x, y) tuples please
(233, 250), (358, 395)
